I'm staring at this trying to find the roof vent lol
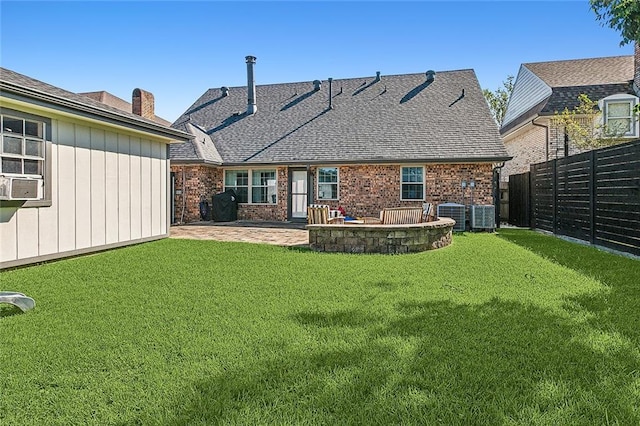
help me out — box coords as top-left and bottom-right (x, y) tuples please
(221, 86), (229, 97)
(246, 55), (257, 115)
(426, 70), (436, 82)
(376, 71), (381, 81)
(313, 80), (322, 91)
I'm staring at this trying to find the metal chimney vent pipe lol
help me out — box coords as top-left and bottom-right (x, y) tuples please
(246, 55), (257, 115)
(328, 78), (333, 109)
(426, 70), (436, 82)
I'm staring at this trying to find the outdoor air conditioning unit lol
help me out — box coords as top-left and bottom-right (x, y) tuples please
(437, 202), (466, 232)
(0, 176), (43, 201)
(471, 205), (495, 231)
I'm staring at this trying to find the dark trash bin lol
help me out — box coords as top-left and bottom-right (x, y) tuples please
(199, 199), (211, 221)
(212, 189), (238, 222)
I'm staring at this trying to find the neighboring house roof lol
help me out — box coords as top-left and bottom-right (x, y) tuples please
(501, 55), (635, 136)
(525, 56), (633, 87)
(80, 91), (132, 113)
(0, 67), (190, 142)
(171, 69), (509, 166)
(79, 90), (173, 127)
(541, 83), (633, 114)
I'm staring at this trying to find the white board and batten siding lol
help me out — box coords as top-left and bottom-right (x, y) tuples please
(0, 116), (170, 267)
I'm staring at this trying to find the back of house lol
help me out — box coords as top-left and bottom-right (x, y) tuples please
(170, 56), (510, 225)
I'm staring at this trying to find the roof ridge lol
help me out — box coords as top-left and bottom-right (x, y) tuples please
(524, 54), (633, 66)
(208, 69), (475, 91)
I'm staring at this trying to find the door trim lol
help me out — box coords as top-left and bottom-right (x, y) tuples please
(288, 167), (310, 221)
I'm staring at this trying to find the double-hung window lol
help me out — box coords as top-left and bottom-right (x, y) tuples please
(224, 170), (249, 203)
(224, 169), (277, 204)
(401, 166), (424, 200)
(602, 95), (638, 137)
(317, 167), (338, 200)
(252, 169), (277, 204)
(1, 114), (45, 177)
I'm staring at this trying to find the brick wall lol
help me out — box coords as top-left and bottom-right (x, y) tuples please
(171, 164), (222, 223)
(549, 120), (589, 158)
(171, 165), (289, 223)
(172, 162), (495, 223)
(425, 163), (493, 206)
(236, 167), (288, 221)
(502, 124), (547, 181)
(503, 119), (594, 182)
(311, 163), (494, 218)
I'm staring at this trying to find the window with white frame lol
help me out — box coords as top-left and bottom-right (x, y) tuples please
(602, 96), (638, 137)
(401, 166), (424, 200)
(317, 167), (338, 200)
(251, 169), (277, 204)
(0, 109), (51, 206)
(1, 114), (45, 177)
(224, 169), (277, 204)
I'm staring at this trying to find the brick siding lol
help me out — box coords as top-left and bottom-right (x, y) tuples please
(502, 124), (547, 181)
(236, 167), (288, 222)
(172, 163), (495, 223)
(502, 119), (589, 181)
(171, 165), (222, 223)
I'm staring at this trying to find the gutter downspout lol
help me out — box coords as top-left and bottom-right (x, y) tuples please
(531, 117), (549, 161)
(181, 168), (186, 224)
(493, 162), (505, 228)
(306, 164), (312, 208)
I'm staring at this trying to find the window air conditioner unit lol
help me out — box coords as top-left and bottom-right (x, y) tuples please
(437, 202), (466, 232)
(0, 176), (43, 201)
(471, 205), (495, 231)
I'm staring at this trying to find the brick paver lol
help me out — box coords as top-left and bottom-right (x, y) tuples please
(169, 221), (308, 247)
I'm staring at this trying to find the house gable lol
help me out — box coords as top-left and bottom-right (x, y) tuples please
(501, 64), (552, 131)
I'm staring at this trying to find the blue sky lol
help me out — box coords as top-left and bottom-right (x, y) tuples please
(1, 1), (634, 122)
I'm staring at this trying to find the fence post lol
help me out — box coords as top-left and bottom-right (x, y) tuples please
(526, 171), (532, 228)
(589, 150), (596, 244)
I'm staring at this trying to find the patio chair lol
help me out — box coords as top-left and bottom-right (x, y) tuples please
(380, 207), (423, 224)
(0, 291), (35, 312)
(423, 203), (434, 222)
(307, 205), (344, 224)
(359, 216), (382, 224)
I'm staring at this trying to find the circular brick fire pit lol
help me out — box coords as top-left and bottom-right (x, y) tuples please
(306, 217), (455, 254)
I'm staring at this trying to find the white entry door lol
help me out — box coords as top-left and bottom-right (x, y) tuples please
(290, 170), (308, 219)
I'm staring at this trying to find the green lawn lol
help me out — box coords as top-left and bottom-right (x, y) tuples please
(1, 230), (639, 425)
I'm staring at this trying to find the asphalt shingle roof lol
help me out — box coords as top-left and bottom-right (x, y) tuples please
(79, 90), (173, 126)
(1, 67), (190, 141)
(170, 69), (508, 165)
(541, 82), (634, 114)
(524, 56), (633, 87)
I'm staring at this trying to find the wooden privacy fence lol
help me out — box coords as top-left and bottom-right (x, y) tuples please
(509, 139), (640, 256)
